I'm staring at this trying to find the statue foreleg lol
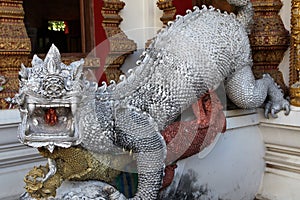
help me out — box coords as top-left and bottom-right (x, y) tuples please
(42, 158), (57, 182)
(106, 108), (166, 200)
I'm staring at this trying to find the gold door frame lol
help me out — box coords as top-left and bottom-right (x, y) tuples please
(290, 0), (300, 106)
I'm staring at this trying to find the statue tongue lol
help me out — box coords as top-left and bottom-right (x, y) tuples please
(44, 108), (58, 126)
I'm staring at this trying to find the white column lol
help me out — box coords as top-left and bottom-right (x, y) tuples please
(120, 0), (163, 49)
(278, 0), (291, 87)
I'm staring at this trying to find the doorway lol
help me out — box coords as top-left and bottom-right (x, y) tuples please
(23, 0), (94, 55)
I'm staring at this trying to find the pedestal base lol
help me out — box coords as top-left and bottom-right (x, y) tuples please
(20, 181), (112, 200)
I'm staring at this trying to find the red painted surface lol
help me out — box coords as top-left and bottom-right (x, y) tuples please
(173, 0), (193, 16)
(161, 91), (226, 189)
(93, 0), (108, 83)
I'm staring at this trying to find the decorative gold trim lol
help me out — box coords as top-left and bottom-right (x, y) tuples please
(0, 0), (31, 109)
(249, 0), (289, 95)
(101, 0), (137, 83)
(290, 0), (300, 106)
(157, 0), (176, 25)
(0, 75), (7, 93)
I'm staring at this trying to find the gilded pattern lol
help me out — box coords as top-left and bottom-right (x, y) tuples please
(0, 24), (28, 38)
(290, 0), (300, 106)
(24, 146), (123, 199)
(0, 0), (31, 109)
(249, 0), (289, 95)
(157, 0), (176, 25)
(101, 0), (137, 83)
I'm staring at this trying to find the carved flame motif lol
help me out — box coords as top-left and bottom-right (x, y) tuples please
(44, 108), (58, 126)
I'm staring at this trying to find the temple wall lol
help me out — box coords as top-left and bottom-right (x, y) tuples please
(257, 2), (300, 199)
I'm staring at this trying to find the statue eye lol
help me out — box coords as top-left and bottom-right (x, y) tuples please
(65, 79), (72, 90)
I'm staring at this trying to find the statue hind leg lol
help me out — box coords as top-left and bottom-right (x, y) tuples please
(225, 66), (290, 118)
(105, 107), (166, 200)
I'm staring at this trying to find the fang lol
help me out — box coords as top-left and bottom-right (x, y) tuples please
(71, 104), (77, 116)
(28, 103), (35, 114)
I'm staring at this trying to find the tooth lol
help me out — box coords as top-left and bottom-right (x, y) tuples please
(65, 104), (70, 107)
(33, 118), (38, 126)
(69, 122), (74, 137)
(28, 103), (35, 114)
(47, 144), (55, 153)
(25, 124), (30, 136)
(71, 104), (77, 115)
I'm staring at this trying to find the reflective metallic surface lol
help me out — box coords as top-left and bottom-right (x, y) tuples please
(16, 1), (289, 199)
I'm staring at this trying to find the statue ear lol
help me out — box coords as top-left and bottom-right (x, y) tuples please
(31, 54), (43, 67)
(70, 59), (84, 79)
(19, 63), (29, 80)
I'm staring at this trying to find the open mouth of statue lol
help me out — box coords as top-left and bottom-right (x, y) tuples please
(20, 103), (81, 147)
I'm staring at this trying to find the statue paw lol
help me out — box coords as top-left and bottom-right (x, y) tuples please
(264, 99), (290, 118)
(104, 185), (127, 200)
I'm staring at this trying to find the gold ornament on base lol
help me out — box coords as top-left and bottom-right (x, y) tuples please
(24, 146), (133, 199)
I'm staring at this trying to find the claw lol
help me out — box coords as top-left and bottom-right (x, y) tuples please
(104, 186), (127, 200)
(264, 100), (290, 119)
(271, 108), (278, 118)
(42, 158), (57, 182)
(265, 110), (269, 119)
(264, 110), (269, 119)
(104, 185), (116, 195)
(264, 102), (271, 119)
(284, 103), (290, 116)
